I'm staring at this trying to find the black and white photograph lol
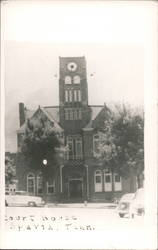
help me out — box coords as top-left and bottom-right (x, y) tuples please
(1, 0), (157, 249)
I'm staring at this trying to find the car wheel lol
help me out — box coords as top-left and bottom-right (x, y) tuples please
(119, 213), (125, 218)
(28, 201), (37, 207)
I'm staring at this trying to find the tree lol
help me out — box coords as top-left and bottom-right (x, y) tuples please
(21, 110), (64, 199)
(95, 104), (144, 188)
(5, 155), (16, 186)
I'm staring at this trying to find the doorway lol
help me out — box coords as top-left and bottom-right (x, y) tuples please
(69, 179), (83, 199)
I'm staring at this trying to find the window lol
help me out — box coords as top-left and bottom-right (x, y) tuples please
(73, 75), (80, 84)
(64, 108), (82, 120)
(66, 136), (83, 160)
(65, 109), (69, 120)
(93, 134), (100, 157)
(75, 138), (83, 159)
(73, 109), (78, 120)
(27, 173), (35, 195)
(78, 109), (82, 119)
(94, 170), (102, 192)
(78, 90), (81, 101)
(69, 90), (72, 102)
(74, 90), (77, 102)
(93, 132), (106, 157)
(37, 172), (43, 195)
(114, 174), (122, 191)
(67, 136), (74, 159)
(65, 90), (72, 102)
(104, 171), (112, 191)
(74, 90), (81, 102)
(47, 179), (55, 194)
(65, 90), (69, 102)
(65, 76), (71, 84)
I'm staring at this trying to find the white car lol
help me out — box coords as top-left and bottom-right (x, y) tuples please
(117, 193), (135, 218)
(5, 191), (45, 207)
(129, 188), (144, 218)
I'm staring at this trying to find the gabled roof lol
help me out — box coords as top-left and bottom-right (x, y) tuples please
(40, 107), (63, 132)
(43, 106), (59, 123)
(18, 106), (63, 133)
(90, 106), (104, 121)
(83, 105), (104, 129)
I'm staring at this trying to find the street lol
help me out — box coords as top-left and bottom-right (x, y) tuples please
(3, 205), (153, 249)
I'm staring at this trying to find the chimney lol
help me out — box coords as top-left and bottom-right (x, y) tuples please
(19, 103), (26, 126)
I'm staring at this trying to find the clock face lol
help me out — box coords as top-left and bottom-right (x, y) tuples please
(67, 62), (77, 72)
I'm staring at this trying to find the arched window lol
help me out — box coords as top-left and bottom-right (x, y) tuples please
(27, 173), (35, 195)
(73, 75), (80, 84)
(37, 172), (43, 195)
(104, 171), (112, 191)
(94, 170), (102, 192)
(65, 76), (72, 84)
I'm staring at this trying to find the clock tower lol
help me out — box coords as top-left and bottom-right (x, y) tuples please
(59, 57), (91, 133)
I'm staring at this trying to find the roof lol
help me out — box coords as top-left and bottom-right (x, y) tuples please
(40, 107), (63, 132)
(17, 106), (62, 133)
(90, 106), (104, 121)
(18, 105), (105, 132)
(43, 106), (59, 123)
(84, 105), (104, 129)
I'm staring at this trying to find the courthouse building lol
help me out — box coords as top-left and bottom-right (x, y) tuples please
(16, 56), (137, 202)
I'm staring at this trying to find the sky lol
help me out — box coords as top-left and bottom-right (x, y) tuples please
(2, 1), (157, 152)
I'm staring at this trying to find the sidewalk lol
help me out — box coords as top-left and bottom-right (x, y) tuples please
(45, 202), (117, 209)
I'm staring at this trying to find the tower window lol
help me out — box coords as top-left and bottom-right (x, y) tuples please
(65, 76), (72, 84)
(78, 90), (81, 101)
(64, 108), (82, 120)
(74, 90), (77, 102)
(65, 90), (69, 102)
(73, 75), (80, 84)
(74, 90), (81, 102)
(65, 90), (72, 102)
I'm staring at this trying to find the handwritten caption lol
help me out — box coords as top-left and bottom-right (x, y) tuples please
(5, 214), (96, 231)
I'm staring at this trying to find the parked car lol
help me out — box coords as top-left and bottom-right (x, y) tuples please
(5, 191), (45, 207)
(129, 188), (144, 218)
(117, 193), (135, 218)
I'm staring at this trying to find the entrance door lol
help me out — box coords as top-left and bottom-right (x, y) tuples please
(69, 180), (83, 199)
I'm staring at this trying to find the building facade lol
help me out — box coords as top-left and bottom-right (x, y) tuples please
(16, 56), (137, 202)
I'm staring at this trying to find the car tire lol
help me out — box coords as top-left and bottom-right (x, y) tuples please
(28, 201), (37, 207)
(119, 213), (125, 218)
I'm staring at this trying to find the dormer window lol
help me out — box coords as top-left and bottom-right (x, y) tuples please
(73, 75), (80, 84)
(65, 76), (72, 84)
